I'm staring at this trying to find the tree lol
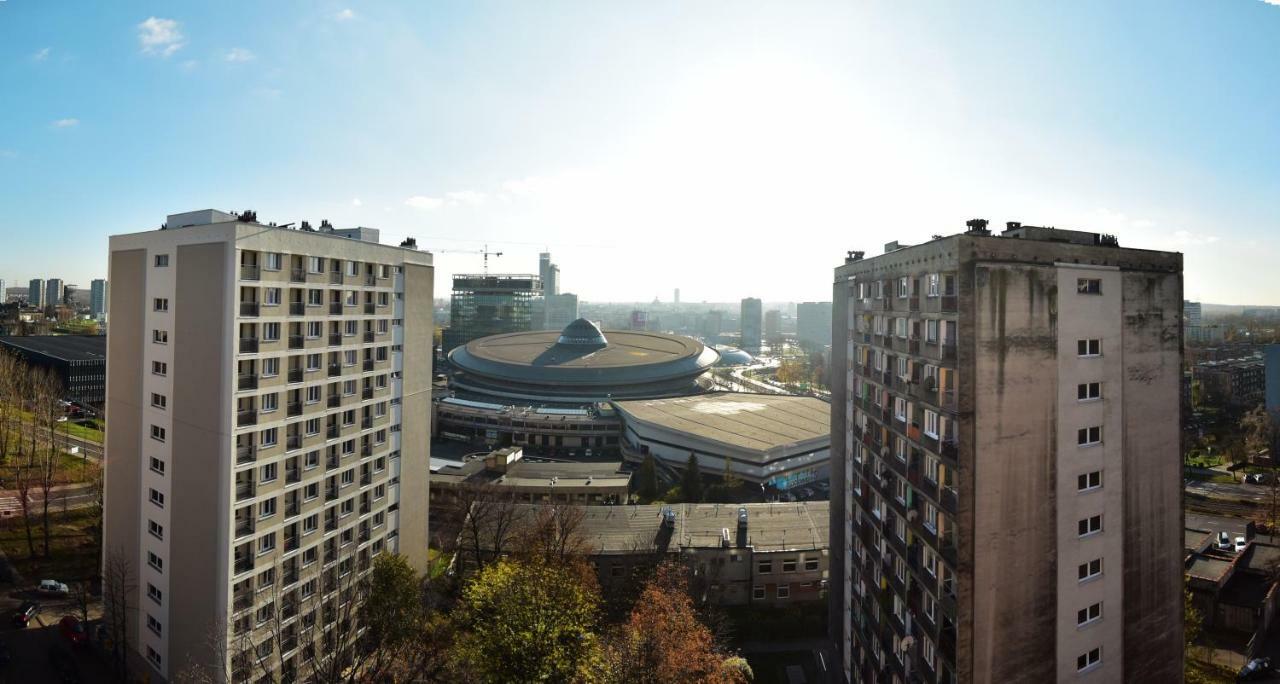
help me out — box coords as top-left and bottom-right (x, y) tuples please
(682, 453), (703, 503)
(603, 561), (746, 684)
(31, 369), (64, 556)
(0, 353), (19, 468)
(1185, 579), (1206, 683)
(452, 557), (603, 683)
(1241, 407), (1280, 537)
(103, 548), (137, 681)
(451, 482), (521, 575)
(636, 455), (659, 502)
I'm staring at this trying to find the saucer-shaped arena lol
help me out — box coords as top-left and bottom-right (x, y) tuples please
(447, 319), (720, 402)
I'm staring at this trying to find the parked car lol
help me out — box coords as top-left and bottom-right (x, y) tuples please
(1217, 531), (1233, 551)
(1236, 536), (1249, 554)
(59, 616), (87, 646)
(38, 579), (69, 596)
(11, 601), (39, 628)
(1238, 656), (1273, 681)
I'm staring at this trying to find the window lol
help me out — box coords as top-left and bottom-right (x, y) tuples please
(261, 427), (278, 447)
(308, 256), (324, 274)
(305, 386), (321, 406)
(776, 584), (790, 599)
(344, 290), (357, 306)
(306, 322), (322, 339)
(147, 646), (162, 668)
(150, 456), (165, 475)
(898, 276), (909, 298)
(263, 322), (281, 341)
(259, 498), (276, 519)
(147, 583), (163, 604)
(1077, 426), (1102, 446)
(262, 357), (279, 377)
(303, 515), (318, 533)
(305, 451), (319, 469)
(154, 254), (169, 267)
(306, 418), (321, 436)
(346, 260), (359, 276)
(151, 392), (166, 409)
(924, 592), (936, 621)
(151, 425), (166, 442)
(1077, 647), (1101, 672)
(341, 469), (355, 486)
(924, 410), (939, 438)
(261, 462), (278, 483)
(149, 519), (164, 539)
(1077, 602), (1102, 627)
(804, 557), (819, 571)
(1077, 339), (1101, 357)
(926, 319), (939, 343)
(377, 319), (389, 334)
(153, 329), (168, 344)
(307, 289), (323, 306)
(1077, 382), (1101, 401)
(146, 612), (163, 636)
(894, 397), (907, 421)
(922, 636), (936, 669)
(154, 298), (169, 312)
(758, 560), (772, 574)
(306, 352), (322, 370)
(782, 558), (798, 572)
(1077, 278), (1102, 295)
(753, 586), (765, 600)
(152, 361), (167, 376)
(1077, 471), (1102, 492)
(150, 488), (165, 507)
(258, 533), (276, 555)
(1078, 558), (1103, 582)
(344, 320), (358, 336)
(148, 551), (163, 571)
(304, 483), (319, 500)
(927, 274), (940, 297)
(1078, 515), (1103, 537)
(302, 547), (318, 566)
(265, 252), (283, 270)
(261, 393), (278, 412)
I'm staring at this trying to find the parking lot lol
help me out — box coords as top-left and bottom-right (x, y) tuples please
(0, 587), (113, 682)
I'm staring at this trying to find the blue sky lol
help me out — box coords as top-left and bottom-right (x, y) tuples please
(1, 1), (1277, 304)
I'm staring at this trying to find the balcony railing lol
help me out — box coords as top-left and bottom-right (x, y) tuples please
(360, 472), (371, 487)
(288, 367), (304, 383)
(285, 535), (300, 553)
(363, 331), (375, 343)
(362, 359), (374, 372)
(328, 363), (342, 377)
(289, 302), (305, 316)
(365, 275), (377, 286)
(235, 519), (255, 538)
(238, 374), (258, 391)
(362, 387), (374, 401)
(327, 424), (340, 439)
(361, 416), (373, 430)
(287, 435), (302, 451)
(361, 444), (372, 457)
(233, 592), (253, 612)
(235, 482), (255, 501)
(328, 333), (342, 346)
(288, 334), (304, 350)
(327, 454), (340, 469)
(329, 303), (343, 315)
(236, 446), (255, 464)
(327, 395), (341, 409)
(329, 271), (343, 284)
(240, 264), (260, 281)
(286, 466), (301, 484)
(237, 410), (258, 427)
(287, 401), (302, 417)
(234, 555), (254, 574)
(363, 303), (375, 315)
(290, 268), (307, 283)
(237, 337), (259, 354)
(240, 302), (260, 317)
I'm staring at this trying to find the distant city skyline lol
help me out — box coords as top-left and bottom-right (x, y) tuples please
(3, 2), (1279, 302)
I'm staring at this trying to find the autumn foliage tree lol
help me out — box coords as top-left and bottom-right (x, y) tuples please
(603, 561), (748, 684)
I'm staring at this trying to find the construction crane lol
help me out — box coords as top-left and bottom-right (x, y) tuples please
(434, 244), (504, 274)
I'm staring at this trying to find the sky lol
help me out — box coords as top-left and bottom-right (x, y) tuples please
(1, 1), (1278, 305)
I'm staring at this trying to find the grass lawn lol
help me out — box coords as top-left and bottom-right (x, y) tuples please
(62, 421), (104, 444)
(1186, 454), (1224, 468)
(426, 548), (452, 580)
(0, 508), (99, 585)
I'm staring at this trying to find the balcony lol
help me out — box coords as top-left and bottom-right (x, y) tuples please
(233, 591), (253, 612)
(289, 302), (305, 316)
(286, 466), (300, 484)
(909, 296), (920, 312)
(363, 331), (375, 343)
(287, 434), (302, 451)
(288, 334), (304, 350)
(942, 343), (957, 361)
(240, 302), (260, 317)
(235, 481), (255, 502)
(940, 295), (958, 313)
(329, 333), (343, 346)
(362, 359), (374, 372)
(234, 554), (254, 574)
(360, 472), (371, 487)
(327, 453), (340, 469)
(239, 337), (259, 353)
(365, 275), (377, 287)
(361, 444), (372, 457)
(285, 534), (299, 553)
(361, 416), (373, 430)
(288, 367), (304, 383)
(325, 484), (339, 501)
(362, 386), (374, 400)
(328, 363), (342, 378)
(325, 515), (338, 532)
(327, 395), (341, 409)
(363, 303), (375, 315)
(236, 445), (255, 464)
(240, 264), (260, 281)
(287, 401), (302, 417)
(329, 271), (343, 285)
(329, 303), (343, 315)
(940, 486), (958, 514)
(235, 519), (255, 538)
(290, 268), (307, 283)
(285, 501), (299, 517)
(237, 410), (258, 427)
(238, 374), (258, 391)
(941, 438), (958, 460)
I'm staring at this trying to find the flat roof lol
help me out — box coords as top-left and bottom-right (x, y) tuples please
(1186, 554), (1233, 582)
(496, 501), (830, 554)
(0, 335), (106, 362)
(614, 392), (830, 452)
(434, 458), (630, 488)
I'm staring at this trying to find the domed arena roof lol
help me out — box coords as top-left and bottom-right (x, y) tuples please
(448, 319), (720, 402)
(714, 345), (754, 367)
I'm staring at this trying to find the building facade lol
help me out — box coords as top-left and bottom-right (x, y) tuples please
(104, 209), (433, 682)
(0, 335), (106, 407)
(442, 273), (540, 354)
(91, 278), (109, 320)
(741, 297), (762, 353)
(0, 278), (6, 304)
(46, 278), (65, 308)
(28, 278), (45, 308)
(1195, 356), (1264, 409)
(830, 222), (1183, 683)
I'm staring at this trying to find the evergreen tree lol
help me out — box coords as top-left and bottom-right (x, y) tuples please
(637, 455), (659, 501)
(682, 452), (703, 502)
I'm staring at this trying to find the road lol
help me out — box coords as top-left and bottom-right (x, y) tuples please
(1185, 478), (1276, 504)
(0, 483), (97, 518)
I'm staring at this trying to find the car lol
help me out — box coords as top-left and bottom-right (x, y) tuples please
(59, 616), (88, 646)
(1217, 532), (1233, 551)
(1236, 536), (1249, 553)
(38, 579), (69, 596)
(1238, 656), (1273, 681)
(11, 601), (39, 628)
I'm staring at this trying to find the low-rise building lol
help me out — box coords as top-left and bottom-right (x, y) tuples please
(0, 334), (106, 407)
(1194, 356), (1265, 408)
(1186, 534), (1280, 662)
(431, 446), (631, 505)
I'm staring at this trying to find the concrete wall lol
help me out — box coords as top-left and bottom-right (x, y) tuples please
(398, 261), (434, 572)
(828, 274), (852, 683)
(169, 241), (233, 679)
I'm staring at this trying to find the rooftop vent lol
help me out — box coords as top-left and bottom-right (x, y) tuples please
(845, 250), (865, 263)
(400, 237), (418, 249)
(964, 218), (990, 236)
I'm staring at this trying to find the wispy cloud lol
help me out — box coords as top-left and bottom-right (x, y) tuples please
(224, 47), (255, 63)
(351, 198), (363, 207)
(404, 196), (444, 210)
(138, 17), (185, 58)
(1171, 230), (1220, 246)
(1261, 0), (1280, 6)
(51, 118), (80, 128)
(0, 150), (17, 159)
(446, 190), (486, 205)
(335, 8), (356, 20)
(179, 60), (199, 72)
(32, 47), (51, 62)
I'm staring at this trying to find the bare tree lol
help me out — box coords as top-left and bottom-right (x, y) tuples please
(0, 353), (20, 468)
(103, 548), (138, 681)
(516, 503), (591, 564)
(452, 482), (521, 575)
(31, 368), (64, 556)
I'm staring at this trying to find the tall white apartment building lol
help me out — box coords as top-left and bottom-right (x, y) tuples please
(29, 277), (45, 308)
(46, 277), (65, 308)
(829, 221), (1183, 683)
(105, 209), (433, 682)
(91, 278), (109, 320)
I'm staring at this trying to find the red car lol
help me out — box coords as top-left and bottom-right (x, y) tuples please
(59, 616), (87, 646)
